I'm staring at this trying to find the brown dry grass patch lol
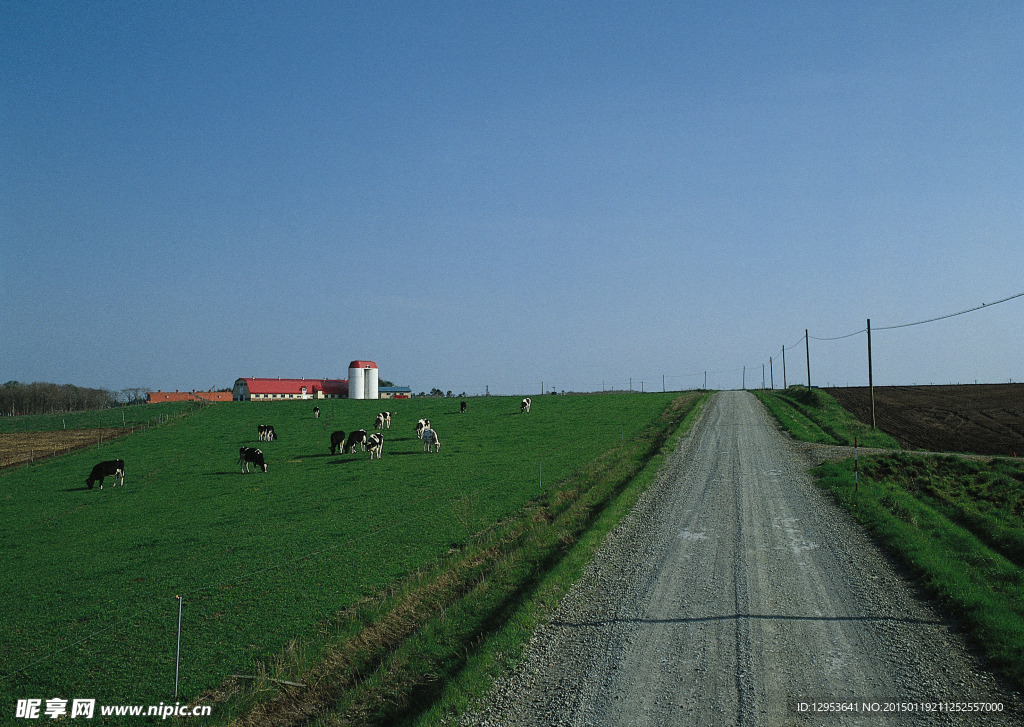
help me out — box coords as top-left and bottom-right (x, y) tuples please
(0, 428), (131, 468)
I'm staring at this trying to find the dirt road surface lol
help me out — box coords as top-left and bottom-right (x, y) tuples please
(464, 391), (1023, 726)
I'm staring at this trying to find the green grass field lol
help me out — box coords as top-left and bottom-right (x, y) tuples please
(0, 393), (681, 718)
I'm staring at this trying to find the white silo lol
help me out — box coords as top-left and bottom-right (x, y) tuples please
(365, 365), (379, 400)
(348, 365), (365, 399)
(348, 360), (378, 399)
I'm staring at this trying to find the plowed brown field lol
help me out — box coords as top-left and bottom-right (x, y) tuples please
(826, 383), (1024, 457)
(0, 428), (131, 468)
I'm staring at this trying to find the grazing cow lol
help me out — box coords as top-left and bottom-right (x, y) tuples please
(460, 401), (467, 414)
(367, 432), (384, 459)
(415, 418), (431, 439)
(345, 429), (368, 454)
(374, 412), (392, 430)
(313, 407), (320, 418)
(258, 424), (278, 442)
(422, 428), (441, 453)
(329, 430), (347, 455)
(86, 459), (124, 489)
(239, 447), (267, 473)
(521, 397), (532, 414)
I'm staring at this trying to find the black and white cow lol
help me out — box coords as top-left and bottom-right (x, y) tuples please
(421, 428), (441, 453)
(374, 412), (392, 430)
(367, 432), (384, 459)
(239, 447), (267, 473)
(460, 401), (467, 414)
(86, 459), (124, 489)
(329, 430), (347, 455)
(521, 397), (532, 414)
(345, 429), (368, 454)
(257, 424), (278, 442)
(415, 418), (431, 439)
(313, 407), (320, 419)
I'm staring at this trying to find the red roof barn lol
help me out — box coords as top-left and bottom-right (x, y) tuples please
(232, 378), (348, 401)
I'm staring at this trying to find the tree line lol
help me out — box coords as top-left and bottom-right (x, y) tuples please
(0, 381), (139, 415)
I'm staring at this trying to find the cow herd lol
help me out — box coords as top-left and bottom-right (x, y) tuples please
(86, 398), (536, 486)
(243, 409), (437, 474)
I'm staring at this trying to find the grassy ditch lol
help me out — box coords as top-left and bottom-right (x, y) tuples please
(754, 387), (899, 448)
(815, 454), (1024, 689)
(209, 392), (708, 726)
(759, 385), (1024, 689)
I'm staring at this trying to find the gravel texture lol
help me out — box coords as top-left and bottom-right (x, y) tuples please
(462, 391), (1024, 726)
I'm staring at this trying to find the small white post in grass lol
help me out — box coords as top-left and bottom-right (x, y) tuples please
(174, 595), (183, 699)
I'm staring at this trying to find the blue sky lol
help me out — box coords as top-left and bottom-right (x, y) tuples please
(2, 2), (1022, 396)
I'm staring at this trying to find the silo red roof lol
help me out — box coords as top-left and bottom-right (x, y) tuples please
(348, 360), (378, 368)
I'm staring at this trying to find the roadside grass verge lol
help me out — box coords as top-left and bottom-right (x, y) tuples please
(415, 392), (709, 726)
(759, 387), (1024, 688)
(754, 387), (900, 448)
(209, 393), (708, 726)
(815, 454), (1024, 690)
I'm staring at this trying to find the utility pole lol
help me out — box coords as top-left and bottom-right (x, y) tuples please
(805, 329), (811, 390)
(770, 357), (774, 389)
(742, 366), (746, 390)
(867, 318), (876, 429)
(782, 345), (787, 389)
(762, 363), (765, 389)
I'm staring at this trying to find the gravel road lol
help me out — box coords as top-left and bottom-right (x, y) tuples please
(463, 391), (1023, 726)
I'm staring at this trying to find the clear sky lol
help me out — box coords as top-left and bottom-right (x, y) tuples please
(3, 2), (1022, 396)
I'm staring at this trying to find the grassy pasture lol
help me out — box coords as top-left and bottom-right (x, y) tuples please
(0, 393), (679, 715)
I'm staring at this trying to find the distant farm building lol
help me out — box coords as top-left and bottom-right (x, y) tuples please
(232, 378), (348, 401)
(379, 386), (412, 399)
(148, 390), (232, 403)
(231, 361), (407, 401)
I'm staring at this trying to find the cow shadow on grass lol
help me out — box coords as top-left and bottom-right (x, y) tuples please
(62, 486), (97, 492)
(328, 457), (366, 466)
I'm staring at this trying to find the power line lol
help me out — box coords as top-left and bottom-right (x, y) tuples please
(809, 328), (866, 341)
(874, 290), (1024, 331)
(802, 290), (1023, 343)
